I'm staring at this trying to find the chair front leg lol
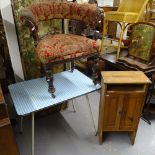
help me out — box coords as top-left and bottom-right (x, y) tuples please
(44, 64), (56, 98)
(71, 61), (75, 72)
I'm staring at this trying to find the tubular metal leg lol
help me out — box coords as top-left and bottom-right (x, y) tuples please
(71, 99), (76, 112)
(32, 112), (34, 155)
(20, 116), (23, 133)
(86, 94), (97, 135)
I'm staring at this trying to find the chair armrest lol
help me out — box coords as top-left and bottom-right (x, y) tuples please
(20, 9), (39, 47)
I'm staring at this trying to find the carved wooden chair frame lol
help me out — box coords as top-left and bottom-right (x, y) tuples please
(20, 2), (104, 97)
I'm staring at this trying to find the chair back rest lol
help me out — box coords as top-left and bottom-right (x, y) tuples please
(128, 22), (155, 62)
(118, 0), (149, 13)
(23, 2), (103, 27)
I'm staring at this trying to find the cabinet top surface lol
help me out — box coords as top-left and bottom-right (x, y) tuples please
(101, 71), (151, 84)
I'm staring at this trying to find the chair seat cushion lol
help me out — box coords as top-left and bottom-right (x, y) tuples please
(36, 34), (99, 64)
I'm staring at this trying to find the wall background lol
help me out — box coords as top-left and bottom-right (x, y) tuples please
(98, 0), (113, 6)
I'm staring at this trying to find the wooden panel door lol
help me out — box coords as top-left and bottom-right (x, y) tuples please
(102, 93), (124, 131)
(119, 93), (145, 130)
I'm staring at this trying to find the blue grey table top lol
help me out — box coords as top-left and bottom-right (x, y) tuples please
(9, 69), (101, 116)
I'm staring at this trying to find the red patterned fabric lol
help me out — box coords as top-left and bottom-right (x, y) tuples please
(36, 34), (99, 64)
(28, 2), (103, 26)
(20, 2), (103, 65)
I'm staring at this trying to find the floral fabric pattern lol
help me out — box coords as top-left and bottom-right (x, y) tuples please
(37, 34), (100, 64)
(28, 2), (103, 27)
(20, 2), (103, 66)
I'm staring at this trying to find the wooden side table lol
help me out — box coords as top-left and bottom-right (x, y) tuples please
(98, 71), (151, 145)
(0, 85), (20, 155)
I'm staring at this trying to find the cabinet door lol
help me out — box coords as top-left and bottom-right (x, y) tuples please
(102, 93), (124, 131)
(119, 93), (144, 130)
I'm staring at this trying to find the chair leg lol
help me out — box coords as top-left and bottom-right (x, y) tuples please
(92, 57), (98, 85)
(100, 20), (108, 54)
(44, 65), (56, 98)
(40, 63), (45, 77)
(71, 99), (76, 112)
(71, 61), (75, 72)
(116, 22), (126, 60)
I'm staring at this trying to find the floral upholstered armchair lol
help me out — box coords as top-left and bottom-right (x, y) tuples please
(20, 2), (104, 97)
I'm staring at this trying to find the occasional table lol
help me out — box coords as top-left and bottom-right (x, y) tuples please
(9, 69), (101, 155)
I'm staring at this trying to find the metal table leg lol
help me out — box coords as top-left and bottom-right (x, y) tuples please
(141, 87), (152, 125)
(86, 94), (97, 135)
(32, 112), (34, 155)
(71, 99), (76, 112)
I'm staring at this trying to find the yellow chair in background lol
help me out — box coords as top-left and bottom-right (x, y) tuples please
(101, 0), (150, 59)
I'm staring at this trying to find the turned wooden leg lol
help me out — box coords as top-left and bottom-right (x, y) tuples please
(71, 61), (75, 72)
(63, 63), (66, 71)
(92, 57), (98, 85)
(44, 65), (56, 98)
(40, 63), (45, 77)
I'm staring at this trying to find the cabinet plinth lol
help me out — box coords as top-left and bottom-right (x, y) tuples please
(98, 71), (151, 145)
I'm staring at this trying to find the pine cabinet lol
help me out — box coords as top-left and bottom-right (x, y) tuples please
(98, 71), (151, 145)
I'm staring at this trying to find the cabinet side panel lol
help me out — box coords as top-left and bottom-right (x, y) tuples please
(98, 82), (107, 143)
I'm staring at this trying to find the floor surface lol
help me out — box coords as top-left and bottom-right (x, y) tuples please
(11, 92), (155, 155)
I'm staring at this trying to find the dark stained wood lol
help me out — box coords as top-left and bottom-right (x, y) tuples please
(0, 85), (20, 155)
(99, 50), (155, 75)
(117, 22), (155, 72)
(0, 125), (20, 155)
